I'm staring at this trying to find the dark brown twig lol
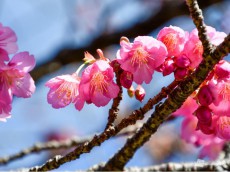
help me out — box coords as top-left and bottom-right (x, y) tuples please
(105, 63), (123, 130)
(0, 122), (143, 166)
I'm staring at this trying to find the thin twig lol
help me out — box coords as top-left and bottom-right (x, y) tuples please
(0, 122), (142, 166)
(27, 80), (178, 171)
(105, 63), (123, 130)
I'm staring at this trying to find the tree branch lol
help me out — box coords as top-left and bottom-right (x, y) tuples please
(30, 0), (222, 82)
(105, 63), (123, 130)
(0, 122), (143, 166)
(27, 80), (178, 171)
(98, 2), (230, 171)
(92, 159), (230, 172)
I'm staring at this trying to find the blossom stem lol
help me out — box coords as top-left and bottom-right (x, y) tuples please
(75, 60), (92, 76)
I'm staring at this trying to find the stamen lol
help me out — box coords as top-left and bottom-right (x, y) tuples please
(131, 47), (149, 68)
(219, 83), (230, 101)
(90, 72), (108, 93)
(162, 33), (177, 52)
(55, 83), (73, 105)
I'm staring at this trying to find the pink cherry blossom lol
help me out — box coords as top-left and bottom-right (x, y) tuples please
(157, 26), (188, 57)
(208, 80), (230, 117)
(75, 60), (119, 110)
(0, 52), (35, 121)
(117, 36), (167, 84)
(182, 26), (227, 69)
(0, 23), (18, 55)
(46, 73), (80, 109)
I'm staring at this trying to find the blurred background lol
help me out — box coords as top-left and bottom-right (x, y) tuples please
(0, 0), (229, 171)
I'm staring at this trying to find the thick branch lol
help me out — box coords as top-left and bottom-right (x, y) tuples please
(99, 24), (230, 172)
(92, 159), (230, 172)
(186, 0), (213, 54)
(31, 0), (222, 82)
(27, 80), (178, 171)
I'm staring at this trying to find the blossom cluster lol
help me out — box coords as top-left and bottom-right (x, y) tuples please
(46, 25), (228, 159)
(174, 60), (230, 159)
(0, 23), (35, 122)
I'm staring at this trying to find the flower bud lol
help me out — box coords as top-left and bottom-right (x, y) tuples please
(194, 106), (212, 125)
(197, 85), (214, 106)
(120, 71), (133, 89)
(163, 58), (175, 76)
(196, 122), (214, 135)
(135, 85), (145, 102)
(120, 36), (130, 43)
(127, 85), (135, 98)
(174, 54), (190, 68)
(110, 60), (120, 72)
(174, 68), (188, 80)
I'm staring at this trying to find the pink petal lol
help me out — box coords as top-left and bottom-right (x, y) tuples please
(11, 73), (36, 98)
(91, 91), (110, 107)
(9, 52), (35, 72)
(0, 23), (18, 54)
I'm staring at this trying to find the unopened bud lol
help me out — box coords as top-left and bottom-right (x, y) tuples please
(96, 49), (107, 61)
(163, 58), (175, 76)
(174, 67), (188, 80)
(174, 54), (190, 68)
(120, 71), (133, 89)
(110, 60), (120, 72)
(120, 36), (130, 43)
(135, 85), (145, 102)
(127, 85), (135, 98)
(194, 106), (212, 125)
(197, 85), (214, 106)
(196, 122), (214, 135)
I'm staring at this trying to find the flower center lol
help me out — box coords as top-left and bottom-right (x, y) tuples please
(55, 82), (75, 105)
(90, 72), (108, 93)
(219, 83), (230, 101)
(162, 33), (177, 52)
(131, 47), (149, 68)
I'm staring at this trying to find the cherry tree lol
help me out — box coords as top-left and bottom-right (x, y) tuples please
(0, 0), (230, 171)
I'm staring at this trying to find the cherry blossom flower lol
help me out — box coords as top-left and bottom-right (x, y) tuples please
(0, 52), (35, 121)
(117, 36), (167, 84)
(46, 73), (80, 109)
(157, 26), (188, 57)
(182, 26), (227, 69)
(75, 60), (119, 110)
